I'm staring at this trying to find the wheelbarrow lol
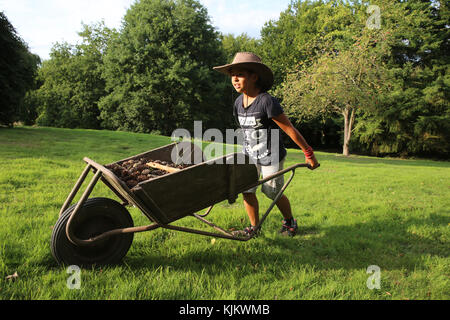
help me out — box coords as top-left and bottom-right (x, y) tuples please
(51, 141), (310, 266)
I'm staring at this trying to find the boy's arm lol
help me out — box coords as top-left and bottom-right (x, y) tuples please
(271, 113), (320, 170)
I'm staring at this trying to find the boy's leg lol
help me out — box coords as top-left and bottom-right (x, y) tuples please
(241, 163), (261, 227)
(232, 163), (261, 236)
(242, 191), (293, 226)
(260, 159), (298, 236)
(243, 192), (259, 226)
(276, 194), (293, 220)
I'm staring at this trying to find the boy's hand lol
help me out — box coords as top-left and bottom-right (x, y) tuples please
(306, 155), (320, 170)
(302, 146), (319, 170)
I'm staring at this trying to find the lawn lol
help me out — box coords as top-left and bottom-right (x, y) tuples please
(0, 126), (449, 300)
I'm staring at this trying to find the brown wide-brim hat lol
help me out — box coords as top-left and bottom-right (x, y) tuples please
(213, 52), (274, 92)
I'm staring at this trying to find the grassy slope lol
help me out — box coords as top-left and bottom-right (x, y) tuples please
(0, 126), (448, 300)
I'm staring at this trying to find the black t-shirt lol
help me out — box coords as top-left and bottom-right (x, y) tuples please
(234, 93), (287, 165)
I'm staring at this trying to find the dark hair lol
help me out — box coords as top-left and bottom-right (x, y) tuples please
(253, 72), (265, 92)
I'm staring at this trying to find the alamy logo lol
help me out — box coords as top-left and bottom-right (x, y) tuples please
(366, 5), (381, 30)
(366, 265), (381, 290)
(171, 121), (279, 164)
(66, 265), (81, 289)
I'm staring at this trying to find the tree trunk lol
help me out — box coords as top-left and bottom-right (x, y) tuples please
(342, 107), (355, 156)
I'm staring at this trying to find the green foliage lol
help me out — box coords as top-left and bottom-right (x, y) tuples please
(351, 0), (450, 157)
(260, 0), (360, 91)
(221, 33), (261, 62)
(0, 12), (40, 126)
(35, 22), (115, 129)
(99, 0), (231, 135)
(282, 28), (392, 155)
(268, 0), (449, 157)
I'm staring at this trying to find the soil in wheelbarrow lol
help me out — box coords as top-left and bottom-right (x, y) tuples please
(105, 157), (191, 190)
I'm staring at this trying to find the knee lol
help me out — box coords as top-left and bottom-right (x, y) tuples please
(243, 192), (257, 201)
(261, 185), (278, 200)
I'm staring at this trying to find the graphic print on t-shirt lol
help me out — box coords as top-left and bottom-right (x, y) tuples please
(234, 93), (287, 165)
(238, 116), (271, 161)
(238, 116), (256, 126)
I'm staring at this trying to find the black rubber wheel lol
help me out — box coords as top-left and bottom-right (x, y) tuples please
(51, 197), (134, 267)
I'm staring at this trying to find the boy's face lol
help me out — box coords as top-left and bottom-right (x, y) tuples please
(230, 67), (258, 94)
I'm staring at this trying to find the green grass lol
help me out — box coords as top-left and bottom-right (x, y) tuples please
(0, 126), (449, 300)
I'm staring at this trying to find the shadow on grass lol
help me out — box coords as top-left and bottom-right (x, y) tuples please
(120, 213), (448, 274)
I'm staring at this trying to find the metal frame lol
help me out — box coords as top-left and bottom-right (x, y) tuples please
(60, 156), (309, 246)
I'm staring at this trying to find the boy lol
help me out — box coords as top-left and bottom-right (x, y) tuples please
(213, 52), (319, 237)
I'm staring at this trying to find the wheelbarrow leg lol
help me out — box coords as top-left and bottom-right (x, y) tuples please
(65, 169), (103, 246)
(192, 212), (234, 236)
(59, 164), (92, 217)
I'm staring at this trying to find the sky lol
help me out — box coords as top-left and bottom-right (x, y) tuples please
(0, 0), (293, 61)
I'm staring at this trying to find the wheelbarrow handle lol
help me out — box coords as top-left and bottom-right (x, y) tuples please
(254, 162), (312, 187)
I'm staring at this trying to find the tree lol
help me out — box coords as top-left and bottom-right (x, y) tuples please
(221, 33), (260, 63)
(0, 12), (39, 126)
(260, 0), (358, 91)
(282, 30), (392, 156)
(270, 0), (449, 157)
(352, 0), (450, 157)
(35, 22), (115, 128)
(99, 0), (231, 135)
(258, 0), (368, 152)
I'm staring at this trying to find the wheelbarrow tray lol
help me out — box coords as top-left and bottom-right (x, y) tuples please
(100, 142), (259, 225)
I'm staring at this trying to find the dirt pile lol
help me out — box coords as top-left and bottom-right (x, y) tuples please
(106, 157), (191, 189)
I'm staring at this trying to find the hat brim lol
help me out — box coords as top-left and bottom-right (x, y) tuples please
(213, 62), (274, 92)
